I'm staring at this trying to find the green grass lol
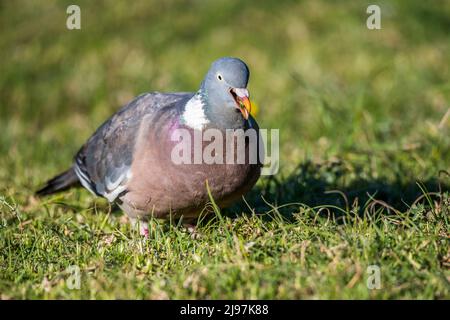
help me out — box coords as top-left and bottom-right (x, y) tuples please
(0, 0), (449, 299)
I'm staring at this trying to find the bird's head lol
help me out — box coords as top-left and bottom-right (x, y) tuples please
(200, 57), (252, 122)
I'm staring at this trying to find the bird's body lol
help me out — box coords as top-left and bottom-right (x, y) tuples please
(37, 58), (262, 232)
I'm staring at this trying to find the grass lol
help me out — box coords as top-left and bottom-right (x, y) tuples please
(0, 0), (449, 299)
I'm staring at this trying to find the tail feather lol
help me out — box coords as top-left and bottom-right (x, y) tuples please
(36, 167), (80, 196)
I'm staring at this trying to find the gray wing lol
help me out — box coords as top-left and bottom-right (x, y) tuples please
(74, 92), (192, 202)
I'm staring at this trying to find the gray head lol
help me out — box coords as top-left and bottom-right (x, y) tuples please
(199, 57), (252, 128)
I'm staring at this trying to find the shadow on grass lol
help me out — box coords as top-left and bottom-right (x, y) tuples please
(225, 160), (449, 221)
(78, 160), (448, 226)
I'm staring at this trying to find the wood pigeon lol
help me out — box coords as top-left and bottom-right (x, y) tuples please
(37, 57), (262, 236)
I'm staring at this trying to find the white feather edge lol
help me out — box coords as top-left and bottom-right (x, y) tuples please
(74, 163), (132, 203)
(103, 170), (132, 202)
(74, 164), (97, 196)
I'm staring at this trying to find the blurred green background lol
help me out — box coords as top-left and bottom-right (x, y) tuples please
(0, 0), (449, 299)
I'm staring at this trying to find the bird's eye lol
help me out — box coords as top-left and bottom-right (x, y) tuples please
(217, 74), (223, 81)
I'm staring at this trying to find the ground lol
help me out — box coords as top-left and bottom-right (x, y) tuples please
(0, 0), (449, 299)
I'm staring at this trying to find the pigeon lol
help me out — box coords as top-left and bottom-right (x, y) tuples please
(36, 57), (262, 235)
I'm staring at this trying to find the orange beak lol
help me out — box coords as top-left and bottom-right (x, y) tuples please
(238, 96), (252, 120)
(231, 88), (252, 120)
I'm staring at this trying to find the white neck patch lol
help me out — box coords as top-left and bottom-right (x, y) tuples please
(182, 94), (209, 130)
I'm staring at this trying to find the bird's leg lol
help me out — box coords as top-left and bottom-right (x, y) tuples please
(181, 219), (201, 239)
(129, 217), (149, 238)
(184, 223), (197, 234)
